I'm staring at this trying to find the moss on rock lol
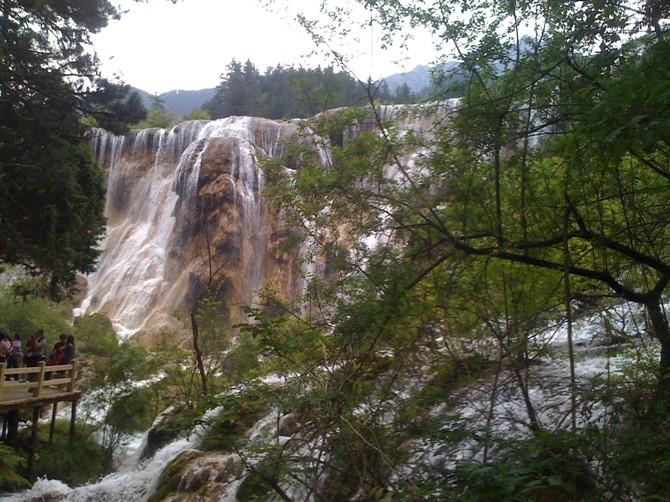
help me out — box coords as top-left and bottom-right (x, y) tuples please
(149, 450), (240, 502)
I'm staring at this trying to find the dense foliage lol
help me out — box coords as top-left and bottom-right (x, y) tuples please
(204, 59), (420, 120)
(0, 0), (145, 293)
(206, 0), (670, 499)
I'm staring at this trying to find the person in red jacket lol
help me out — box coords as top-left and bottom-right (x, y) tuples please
(47, 333), (67, 366)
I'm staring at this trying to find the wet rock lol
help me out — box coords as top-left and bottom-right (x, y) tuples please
(80, 119), (307, 338)
(23, 494), (65, 502)
(141, 406), (198, 460)
(595, 333), (629, 346)
(277, 413), (300, 437)
(150, 450), (200, 501)
(150, 450), (240, 502)
(177, 452), (239, 492)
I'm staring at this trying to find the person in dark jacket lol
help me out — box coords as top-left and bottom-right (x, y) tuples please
(62, 335), (75, 364)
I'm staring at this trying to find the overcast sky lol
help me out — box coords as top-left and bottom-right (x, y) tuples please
(92, 0), (439, 94)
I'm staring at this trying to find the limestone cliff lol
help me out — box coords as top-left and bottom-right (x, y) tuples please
(79, 117), (305, 340)
(77, 103), (454, 341)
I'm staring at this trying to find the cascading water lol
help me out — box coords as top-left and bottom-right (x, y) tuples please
(2, 407), (225, 502)
(77, 105), (456, 338)
(5, 104), (651, 501)
(76, 117), (300, 337)
(5, 105), (456, 501)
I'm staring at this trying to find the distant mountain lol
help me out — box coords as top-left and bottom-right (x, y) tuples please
(159, 89), (216, 116)
(383, 39), (535, 96)
(382, 61), (461, 95)
(383, 65), (432, 94)
(132, 87), (216, 117)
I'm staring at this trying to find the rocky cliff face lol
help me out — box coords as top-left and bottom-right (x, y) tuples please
(77, 103), (455, 341)
(78, 117), (305, 340)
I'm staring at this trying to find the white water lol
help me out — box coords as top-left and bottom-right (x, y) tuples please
(1, 406), (224, 502)
(77, 105), (455, 336)
(399, 301), (657, 481)
(77, 117), (297, 336)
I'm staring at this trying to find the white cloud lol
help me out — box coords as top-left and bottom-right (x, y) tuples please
(93, 0), (440, 94)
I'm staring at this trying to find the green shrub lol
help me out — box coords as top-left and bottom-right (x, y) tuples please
(0, 444), (28, 492)
(106, 387), (158, 434)
(201, 387), (270, 452)
(73, 313), (118, 356)
(34, 421), (110, 486)
(0, 290), (70, 338)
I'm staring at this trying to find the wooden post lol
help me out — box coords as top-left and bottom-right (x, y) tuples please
(49, 402), (58, 445)
(6, 410), (19, 445)
(33, 361), (46, 397)
(27, 406), (41, 480)
(1, 414), (7, 440)
(0, 363), (5, 401)
(67, 360), (77, 392)
(69, 400), (77, 442)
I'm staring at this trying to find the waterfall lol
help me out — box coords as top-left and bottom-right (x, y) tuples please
(76, 117), (299, 337)
(77, 107), (453, 337)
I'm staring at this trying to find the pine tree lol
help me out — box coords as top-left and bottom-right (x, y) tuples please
(0, 0), (146, 294)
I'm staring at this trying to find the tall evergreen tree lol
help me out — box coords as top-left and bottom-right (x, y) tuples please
(0, 0), (146, 294)
(205, 60), (402, 120)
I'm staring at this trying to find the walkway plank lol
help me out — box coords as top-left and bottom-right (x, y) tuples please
(0, 361), (80, 413)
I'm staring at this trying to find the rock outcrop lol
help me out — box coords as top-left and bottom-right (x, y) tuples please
(78, 103), (455, 341)
(79, 117), (305, 341)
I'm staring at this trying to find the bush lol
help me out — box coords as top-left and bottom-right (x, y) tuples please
(106, 387), (159, 434)
(0, 290), (70, 338)
(73, 313), (118, 356)
(0, 444), (28, 492)
(33, 421), (110, 486)
(201, 387), (270, 452)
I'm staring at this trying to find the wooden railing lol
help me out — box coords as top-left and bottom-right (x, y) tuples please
(0, 360), (78, 403)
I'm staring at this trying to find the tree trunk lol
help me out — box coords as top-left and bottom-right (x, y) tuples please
(646, 298), (670, 398)
(190, 311), (208, 396)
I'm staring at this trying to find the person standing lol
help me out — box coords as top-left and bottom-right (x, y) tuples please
(27, 330), (47, 367)
(47, 334), (67, 366)
(0, 333), (11, 365)
(23, 334), (35, 366)
(62, 335), (75, 364)
(9, 334), (22, 365)
(8, 334), (23, 379)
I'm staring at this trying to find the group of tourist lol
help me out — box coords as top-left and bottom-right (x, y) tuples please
(0, 330), (75, 372)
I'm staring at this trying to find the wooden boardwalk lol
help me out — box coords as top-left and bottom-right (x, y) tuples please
(1, 361), (81, 479)
(0, 361), (80, 412)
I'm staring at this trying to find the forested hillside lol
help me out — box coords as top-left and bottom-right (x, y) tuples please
(203, 59), (431, 120)
(133, 60), (431, 127)
(133, 88), (217, 117)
